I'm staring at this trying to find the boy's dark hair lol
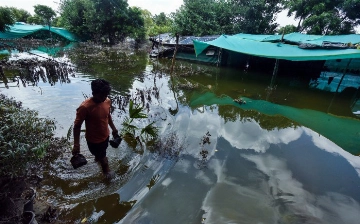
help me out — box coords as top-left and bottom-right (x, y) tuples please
(91, 79), (111, 95)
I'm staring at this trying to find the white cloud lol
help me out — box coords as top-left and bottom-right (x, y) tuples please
(276, 10), (299, 27)
(220, 118), (303, 153)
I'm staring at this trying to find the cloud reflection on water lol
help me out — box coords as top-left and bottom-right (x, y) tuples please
(121, 106), (360, 224)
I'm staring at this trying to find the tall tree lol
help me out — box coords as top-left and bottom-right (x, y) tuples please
(229, 0), (282, 34)
(172, 0), (282, 36)
(172, 0), (222, 36)
(284, 0), (360, 34)
(59, 0), (92, 39)
(34, 4), (56, 27)
(0, 7), (15, 32)
(126, 7), (146, 43)
(139, 9), (155, 37)
(59, 0), (145, 44)
(86, 0), (132, 44)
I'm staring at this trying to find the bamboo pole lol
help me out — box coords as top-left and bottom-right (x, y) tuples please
(327, 58), (352, 112)
(266, 59), (279, 100)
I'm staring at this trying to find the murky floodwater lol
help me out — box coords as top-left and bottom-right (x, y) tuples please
(1, 47), (360, 224)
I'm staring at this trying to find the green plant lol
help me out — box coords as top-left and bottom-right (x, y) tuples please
(120, 100), (158, 150)
(0, 94), (56, 178)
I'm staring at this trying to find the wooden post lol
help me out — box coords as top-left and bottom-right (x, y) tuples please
(169, 33), (180, 115)
(270, 59), (279, 87)
(170, 33), (180, 75)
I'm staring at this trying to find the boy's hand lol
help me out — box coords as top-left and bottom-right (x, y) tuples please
(112, 129), (119, 138)
(72, 145), (80, 155)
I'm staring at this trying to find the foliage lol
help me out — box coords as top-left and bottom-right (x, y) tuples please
(230, 0), (282, 34)
(0, 7), (15, 32)
(8, 7), (31, 23)
(150, 12), (172, 36)
(1, 58), (75, 87)
(26, 15), (44, 25)
(283, 0), (360, 34)
(0, 94), (56, 178)
(33, 4), (57, 27)
(126, 7), (146, 42)
(58, 0), (92, 40)
(172, 0), (223, 36)
(120, 100), (159, 150)
(171, 0), (282, 36)
(277, 25), (298, 34)
(86, 0), (131, 44)
(59, 0), (146, 44)
(52, 16), (65, 27)
(139, 8), (155, 37)
(139, 9), (172, 37)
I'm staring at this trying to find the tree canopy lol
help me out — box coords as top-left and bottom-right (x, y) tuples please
(33, 4), (57, 27)
(0, 7), (15, 32)
(284, 0), (360, 34)
(9, 7), (31, 23)
(59, 0), (145, 44)
(277, 25), (298, 34)
(172, 0), (282, 36)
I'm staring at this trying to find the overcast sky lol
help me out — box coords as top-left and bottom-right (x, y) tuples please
(0, 0), (298, 27)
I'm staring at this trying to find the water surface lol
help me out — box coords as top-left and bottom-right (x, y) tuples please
(1, 48), (360, 223)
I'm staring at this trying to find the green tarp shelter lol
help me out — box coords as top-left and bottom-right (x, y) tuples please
(0, 23), (78, 42)
(193, 33), (360, 61)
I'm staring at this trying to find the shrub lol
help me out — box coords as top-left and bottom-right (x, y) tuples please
(0, 94), (56, 178)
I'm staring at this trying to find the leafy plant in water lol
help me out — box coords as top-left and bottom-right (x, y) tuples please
(120, 100), (159, 151)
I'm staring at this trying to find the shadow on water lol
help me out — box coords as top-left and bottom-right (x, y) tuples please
(1, 44), (360, 223)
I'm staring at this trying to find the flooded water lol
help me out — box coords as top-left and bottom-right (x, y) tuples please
(1, 47), (360, 224)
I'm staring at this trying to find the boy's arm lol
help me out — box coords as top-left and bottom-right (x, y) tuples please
(72, 106), (85, 155)
(72, 124), (82, 155)
(108, 113), (118, 137)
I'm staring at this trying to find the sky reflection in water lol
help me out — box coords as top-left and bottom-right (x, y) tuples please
(120, 100), (360, 224)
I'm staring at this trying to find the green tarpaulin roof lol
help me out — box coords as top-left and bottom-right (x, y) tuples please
(193, 33), (360, 61)
(231, 32), (360, 45)
(0, 23), (78, 42)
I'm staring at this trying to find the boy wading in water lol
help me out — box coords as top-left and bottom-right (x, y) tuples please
(72, 79), (118, 179)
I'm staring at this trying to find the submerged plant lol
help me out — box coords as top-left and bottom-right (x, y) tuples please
(197, 131), (211, 169)
(148, 132), (186, 161)
(1, 57), (75, 87)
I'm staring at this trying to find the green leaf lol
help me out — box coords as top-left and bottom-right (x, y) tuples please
(129, 100), (147, 119)
(141, 122), (158, 139)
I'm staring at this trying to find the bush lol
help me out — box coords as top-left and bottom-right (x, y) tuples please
(0, 94), (56, 178)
